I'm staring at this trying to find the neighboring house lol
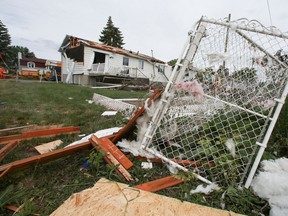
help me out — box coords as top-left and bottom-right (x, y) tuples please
(19, 57), (46, 77)
(19, 57), (61, 80)
(58, 35), (172, 85)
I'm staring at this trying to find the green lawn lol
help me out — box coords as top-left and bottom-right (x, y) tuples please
(0, 80), (287, 215)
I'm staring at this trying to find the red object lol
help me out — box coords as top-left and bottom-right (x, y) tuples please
(0, 141), (92, 178)
(90, 135), (133, 181)
(0, 126), (81, 144)
(0, 67), (6, 79)
(112, 88), (163, 143)
(133, 176), (184, 192)
(90, 135), (133, 170)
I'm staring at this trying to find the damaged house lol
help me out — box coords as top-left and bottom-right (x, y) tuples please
(58, 35), (172, 86)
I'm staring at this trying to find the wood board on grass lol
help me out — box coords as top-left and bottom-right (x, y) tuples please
(34, 140), (63, 154)
(50, 178), (244, 216)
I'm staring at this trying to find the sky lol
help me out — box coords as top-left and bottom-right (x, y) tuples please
(1, 0), (288, 62)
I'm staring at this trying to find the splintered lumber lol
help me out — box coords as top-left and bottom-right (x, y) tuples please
(112, 88), (163, 143)
(90, 135), (133, 169)
(0, 141), (19, 162)
(50, 178), (243, 216)
(34, 140), (63, 154)
(0, 125), (36, 134)
(136, 156), (216, 167)
(133, 176), (185, 192)
(0, 141), (92, 178)
(90, 135), (133, 181)
(0, 126), (80, 144)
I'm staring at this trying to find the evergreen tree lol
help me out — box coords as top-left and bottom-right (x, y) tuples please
(99, 16), (125, 49)
(0, 20), (11, 67)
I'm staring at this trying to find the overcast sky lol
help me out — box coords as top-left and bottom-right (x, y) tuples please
(1, 0), (288, 62)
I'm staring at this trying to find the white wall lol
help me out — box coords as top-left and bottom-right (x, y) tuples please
(61, 46), (172, 83)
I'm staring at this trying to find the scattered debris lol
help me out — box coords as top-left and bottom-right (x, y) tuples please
(141, 162), (153, 170)
(66, 127), (121, 148)
(0, 141), (92, 178)
(133, 176), (184, 192)
(111, 89), (163, 143)
(90, 85), (122, 89)
(90, 135), (133, 181)
(34, 140), (63, 154)
(190, 183), (220, 195)
(0, 125), (36, 134)
(90, 135), (133, 170)
(0, 141), (19, 162)
(93, 93), (136, 117)
(50, 178), (242, 216)
(101, 111), (118, 116)
(0, 126), (80, 144)
(85, 99), (94, 104)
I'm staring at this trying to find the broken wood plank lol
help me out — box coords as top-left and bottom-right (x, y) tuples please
(112, 88), (163, 143)
(0, 125), (36, 134)
(0, 126), (80, 144)
(90, 135), (133, 170)
(34, 140), (63, 154)
(105, 152), (133, 181)
(136, 156), (216, 167)
(90, 135), (133, 181)
(0, 141), (92, 178)
(133, 176), (184, 192)
(0, 141), (19, 162)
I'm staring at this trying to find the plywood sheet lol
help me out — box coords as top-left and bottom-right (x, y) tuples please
(51, 178), (244, 216)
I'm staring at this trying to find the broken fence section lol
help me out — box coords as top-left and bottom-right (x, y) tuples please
(93, 93), (136, 117)
(134, 17), (288, 188)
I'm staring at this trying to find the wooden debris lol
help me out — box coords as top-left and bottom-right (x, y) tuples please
(136, 156), (216, 167)
(133, 176), (185, 192)
(90, 135), (133, 181)
(51, 178), (243, 216)
(112, 88), (163, 143)
(0, 141), (19, 162)
(90, 136), (133, 170)
(0, 126), (80, 144)
(0, 141), (92, 178)
(34, 140), (63, 154)
(0, 125), (36, 134)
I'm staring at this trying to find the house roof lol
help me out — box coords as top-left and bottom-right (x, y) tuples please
(59, 35), (166, 64)
(21, 57), (47, 64)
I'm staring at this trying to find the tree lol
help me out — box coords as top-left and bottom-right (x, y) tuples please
(0, 20), (11, 67)
(8, 45), (35, 68)
(99, 16), (125, 48)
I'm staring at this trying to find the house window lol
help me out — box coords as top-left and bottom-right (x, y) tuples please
(158, 64), (165, 73)
(27, 62), (35, 68)
(139, 60), (144, 70)
(123, 57), (129, 66)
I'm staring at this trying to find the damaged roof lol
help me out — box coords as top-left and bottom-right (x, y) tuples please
(59, 35), (166, 64)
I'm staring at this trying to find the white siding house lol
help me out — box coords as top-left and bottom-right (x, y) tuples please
(58, 35), (172, 86)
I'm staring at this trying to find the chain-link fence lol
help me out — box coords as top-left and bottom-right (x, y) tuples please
(140, 17), (288, 187)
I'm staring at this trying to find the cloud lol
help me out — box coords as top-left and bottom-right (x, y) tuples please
(1, 0), (288, 62)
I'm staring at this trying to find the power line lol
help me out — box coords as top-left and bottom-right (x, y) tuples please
(266, 0), (273, 26)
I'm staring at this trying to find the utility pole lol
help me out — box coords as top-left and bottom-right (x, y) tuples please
(17, 52), (22, 82)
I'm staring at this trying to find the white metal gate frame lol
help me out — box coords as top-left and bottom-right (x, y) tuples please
(139, 17), (288, 188)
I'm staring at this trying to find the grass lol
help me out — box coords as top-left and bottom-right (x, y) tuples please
(0, 80), (286, 215)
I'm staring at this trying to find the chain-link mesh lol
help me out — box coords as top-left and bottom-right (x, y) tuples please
(141, 17), (288, 187)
